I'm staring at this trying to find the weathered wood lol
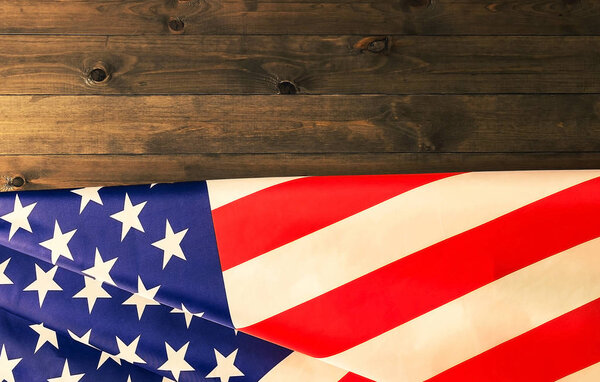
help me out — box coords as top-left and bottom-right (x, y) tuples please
(2, 153), (600, 191)
(0, 2), (596, 191)
(1, 95), (600, 154)
(0, 0), (598, 36)
(0, 35), (599, 94)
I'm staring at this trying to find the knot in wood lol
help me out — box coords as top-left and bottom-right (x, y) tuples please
(89, 68), (108, 83)
(168, 17), (185, 33)
(86, 62), (111, 85)
(278, 81), (298, 95)
(9, 176), (25, 188)
(368, 38), (388, 53)
(3, 175), (26, 191)
(353, 36), (391, 55)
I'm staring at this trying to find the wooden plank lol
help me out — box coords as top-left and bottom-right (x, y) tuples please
(2, 95), (600, 154)
(1, 0), (599, 36)
(0, 35), (599, 95)
(2, 153), (600, 191)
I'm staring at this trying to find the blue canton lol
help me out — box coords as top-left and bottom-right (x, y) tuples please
(0, 182), (291, 381)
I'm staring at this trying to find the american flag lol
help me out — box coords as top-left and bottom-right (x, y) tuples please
(0, 171), (598, 381)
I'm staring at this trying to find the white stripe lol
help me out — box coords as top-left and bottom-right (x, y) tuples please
(557, 362), (600, 382)
(206, 177), (302, 210)
(259, 352), (348, 382)
(223, 170), (600, 328)
(324, 237), (600, 382)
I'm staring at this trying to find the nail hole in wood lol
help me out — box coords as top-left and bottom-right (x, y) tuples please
(277, 81), (298, 95)
(9, 176), (25, 188)
(168, 17), (185, 33)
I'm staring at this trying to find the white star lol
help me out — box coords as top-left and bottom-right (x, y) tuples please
(30, 323), (58, 353)
(158, 342), (195, 381)
(0, 258), (13, 285)
(115, 335), (145, 364)
(23, 264), (62, 307)
(82, 248), (117, 286)
(48, 359), (84, 382)
(206, 349), (244, 382)
(67, 329), (120, 369)
(73, 276), (111, 313)
(71, 187), (103, 214)
(68, 329), (93, 346)
(39, 221), (77, 264)
(0, 344), (21, 382)
(110, 193), (147, 241)
(170, 304), (204, 329)
(122, 276), (160, 319)
(152, 220), (189, 269)
(1, 194), (36, 240)
(97, 350), (121, 369)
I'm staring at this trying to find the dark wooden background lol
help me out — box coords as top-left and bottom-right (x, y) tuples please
(1, 0), (600, 190)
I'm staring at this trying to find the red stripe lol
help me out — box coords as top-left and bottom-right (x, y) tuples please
(337, 372), (375, 382)
(212, 173), (458, 271)
(427, 298), (600, 382)
(241, 176), (600, 357)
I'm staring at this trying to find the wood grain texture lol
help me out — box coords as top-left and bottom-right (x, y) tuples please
(1, 35), (599, 95)
(2, 95), (600, 154)
(3, 153), (600, 191)
(0, 0), (598, 35)
(0, 0), (596, 190)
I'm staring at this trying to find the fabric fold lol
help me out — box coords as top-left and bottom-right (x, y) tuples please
(0, 181), (361, 381)
(2, 171), (599, 381)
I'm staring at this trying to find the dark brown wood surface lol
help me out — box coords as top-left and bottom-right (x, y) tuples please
(2, 95), (600, 154)
(1, 35), (599, 95)
(1, 0), (599, 35)
(4, 153), (600, 191)
(0, 0), (598, 190)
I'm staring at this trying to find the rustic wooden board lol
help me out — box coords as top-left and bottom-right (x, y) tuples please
(0, 0), (598, 36)
(2, 95), (600, 154)
(3, 153), (600, 191)
(0, 1), (596, 191)
(1, 35), (599, 95)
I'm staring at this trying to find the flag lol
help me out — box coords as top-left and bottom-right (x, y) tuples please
(0, 171), (598, 381)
